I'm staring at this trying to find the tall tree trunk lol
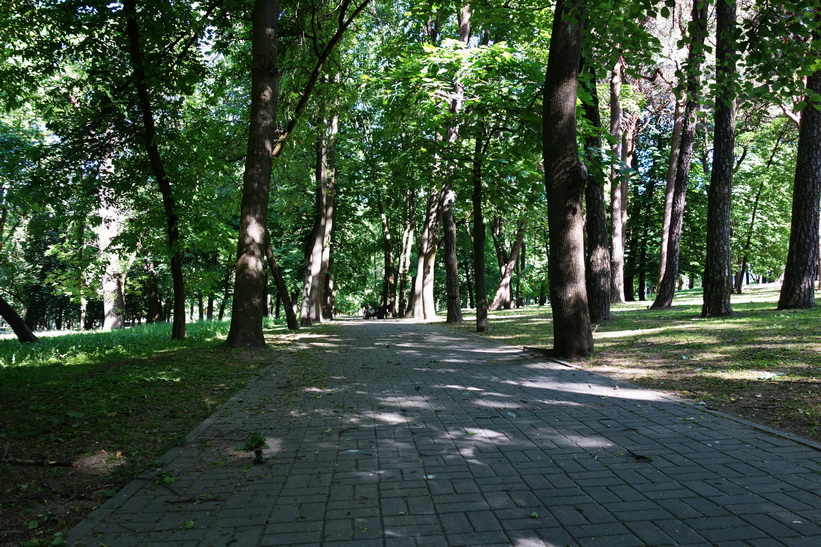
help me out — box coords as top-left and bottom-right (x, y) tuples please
(778, 64), (821, 309)
(440, 4), (470, 324)
(320, 110), (338, 320)
(124, 0), (186, 340)
(412, 189), (440, 320)
(651, 0), (708, 310)
(609, 58), (626, 303)
(659, 99), (685, 286)
(97, 184), (127, 331)
(580, 50), (611, 322)
(702, 0), (736, 317)
(229, 0), (368, 344)
(442, 186), (463, 322)
(489, 222), (527, 310)
(543, 0), (593, 358)
(264, 228), (298, 330)
(300, 135), (330, 326)
(398, 187), (416, 318)
(377, 190), (398, 317)
(472, 132), (489, 332)
(227, 0), (279, 347)
(0, 294), (38, 343)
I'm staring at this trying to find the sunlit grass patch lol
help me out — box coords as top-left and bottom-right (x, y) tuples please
(446, 284), (821, 443)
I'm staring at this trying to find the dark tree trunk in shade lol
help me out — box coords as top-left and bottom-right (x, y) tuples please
(124, 0), (186, 340)
(779, 64), (821, 309)
(472, 133), (489, 332)
(652, 0), (708, 310)
(543, 0), (593, 358)
(702, 0), (736, 317)
(489, 222), (527, 310)
(443, 185), (463, 323)
(227, 0), (279, 346)
(264, 229), (299, 330)
(0, 294), (38, 343)
(579, 50), (611, 323)
(378, 194), (397, 317)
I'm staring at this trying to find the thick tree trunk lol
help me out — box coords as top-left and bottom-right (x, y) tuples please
(489, 222), (527, 310)
(227, 0), (279, 347)
(580, 51), (611, 322)
(543, 0), (593, 358)
(124, 0), (186, 340)
(0, 294), (38, 343)
(652, 1), (707, 310)
(472, 133), (489, 332)
(442, 186), (463, 322)
(778, 65), (821, 309)
(702, 0), (736, 317)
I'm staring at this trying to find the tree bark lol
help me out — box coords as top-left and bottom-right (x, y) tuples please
(124, 0), (186, 340)
(543, 0), (593, 358)
(651, 0), (708, 310)
(580, 50), (611, 322)
(472, 132), (489, 332)
(778, 64), (821, 309)
(227, 0), (279, 347)
(442, 186), (463, 322)
(398, 187), (416, 317)
(0, 294), (38, 343)
(659, 99), (684, 286)
(264, 228), (298, 330)
(609, 59), (626, 303)
(300, 135), (330, 327)
(702, 0), (736, 317)
(228, 0), (368, 344)
(377, 189), (397, 317)
(489, 222), (527, 310)
(412, 189), (440, 320)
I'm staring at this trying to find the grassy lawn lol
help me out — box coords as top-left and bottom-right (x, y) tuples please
(448, 284), (821, 445)
(0, 320), (294, 547)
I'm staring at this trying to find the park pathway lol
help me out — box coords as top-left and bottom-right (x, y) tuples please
(69, 320), (821, 546)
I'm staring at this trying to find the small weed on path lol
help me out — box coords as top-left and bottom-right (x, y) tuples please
(0, 319), (291, 546)
(449, 284), (821, 444)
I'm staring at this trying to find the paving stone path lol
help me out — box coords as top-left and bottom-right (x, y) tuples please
(69, 320), (821, 546)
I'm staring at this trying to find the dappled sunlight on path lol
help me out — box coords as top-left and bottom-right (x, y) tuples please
(70, 320), (821, 546)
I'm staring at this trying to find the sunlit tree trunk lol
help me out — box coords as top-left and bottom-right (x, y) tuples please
(412, 189), (440, 320)
(398, 187), (416, 317)
(227, 0), (279, 347)
(609, 58), (626, 304)
(543, 0), (593, 357)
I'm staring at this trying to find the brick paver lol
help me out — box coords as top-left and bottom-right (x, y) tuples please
(68, 320), (821, 546)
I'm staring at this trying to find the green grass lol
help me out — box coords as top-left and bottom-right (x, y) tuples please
(449, 284), (821, 443)
(0, 318), (292, 547)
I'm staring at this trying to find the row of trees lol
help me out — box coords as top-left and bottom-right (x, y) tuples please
(0, 0), (818, 356)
